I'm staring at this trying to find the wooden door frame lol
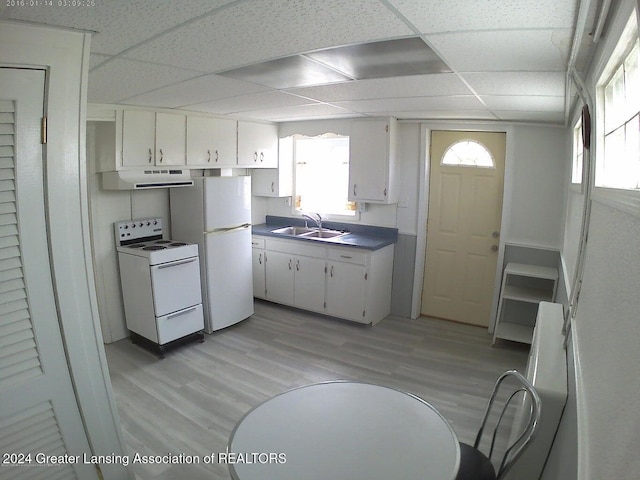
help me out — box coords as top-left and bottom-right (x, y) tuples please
(411, 123), (516, 334)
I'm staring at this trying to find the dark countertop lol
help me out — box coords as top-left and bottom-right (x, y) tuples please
(252, 216), (398, 251)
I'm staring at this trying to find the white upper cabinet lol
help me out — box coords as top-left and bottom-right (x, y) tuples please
(237, 121), (278, 168)
(252, 137), (293, 197)
(186, 116), (237, 167)
(121, 110), (186, 167)
(348, 117), (398, 204)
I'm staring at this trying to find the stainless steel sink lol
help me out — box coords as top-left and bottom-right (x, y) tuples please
(271, 226), (348, 240)
(271, 226), (316, 236)
(299, 229), (346, 239)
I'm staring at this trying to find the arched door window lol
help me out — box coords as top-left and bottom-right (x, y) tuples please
(441, 140), (495, 168)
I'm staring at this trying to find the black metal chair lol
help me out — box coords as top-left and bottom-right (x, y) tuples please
(455, 370), (541, 480)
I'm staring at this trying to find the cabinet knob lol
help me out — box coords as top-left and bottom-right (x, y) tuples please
(260, 152), (264, 162)
(491, 245), (498, 252)
(330, 265), (334, 277)
(353, 184), (357, 197)
(296, 259), (300, 271)
(492, 231), (500, 238)
(159, 148), (164, 163)
(148, 148), (153, 163)
(215, 150), (219, 162)
(254, 152), (258, 162)
(271, 181), (275, 193)
(207, 150), (211, 163)
(259, 253), (262, 264)
(288, 259), (292, 270)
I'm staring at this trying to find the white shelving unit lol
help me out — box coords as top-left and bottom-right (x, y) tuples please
(493, 262), (558, 345)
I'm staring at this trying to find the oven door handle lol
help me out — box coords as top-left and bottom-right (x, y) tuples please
(166, 306), (198, 320)
(157, 258), (198, 269)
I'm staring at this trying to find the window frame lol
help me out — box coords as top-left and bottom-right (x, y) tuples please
(291, 133), (359, 221)
(592, 7), (640, 217)
(571, 115), (585, 192)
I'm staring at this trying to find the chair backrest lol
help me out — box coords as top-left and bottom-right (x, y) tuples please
(473, 370), (541, 480)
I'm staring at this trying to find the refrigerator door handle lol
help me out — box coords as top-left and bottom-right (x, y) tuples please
(205, 223), (251, 235)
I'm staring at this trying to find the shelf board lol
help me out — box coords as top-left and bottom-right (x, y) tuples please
(502, 285), (554, 303)
(494, 322), (534, 345)
(504, 262), (558, 280)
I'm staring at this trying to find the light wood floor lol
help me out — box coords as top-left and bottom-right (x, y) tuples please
(105, 300), (528, 480)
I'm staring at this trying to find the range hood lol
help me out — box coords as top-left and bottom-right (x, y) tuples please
(102, 169), (194, 190)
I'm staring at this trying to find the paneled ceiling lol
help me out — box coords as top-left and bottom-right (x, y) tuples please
(1, 0), (601, 124)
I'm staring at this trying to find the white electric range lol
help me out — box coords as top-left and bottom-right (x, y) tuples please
(115, 217), (204, 357)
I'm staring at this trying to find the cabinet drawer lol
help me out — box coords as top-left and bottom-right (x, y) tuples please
(266, 238), (326, 258)
(157, 304), (204, 345)
(251, 236), (265, 249)
(328, 247), (368, 265)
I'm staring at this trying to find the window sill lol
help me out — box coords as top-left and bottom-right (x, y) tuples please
(592, 187), (640, 218)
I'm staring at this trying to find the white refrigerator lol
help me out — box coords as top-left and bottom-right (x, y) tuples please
(170, 176), (253, 333)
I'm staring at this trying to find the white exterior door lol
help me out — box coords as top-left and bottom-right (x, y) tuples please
(422, 130), (506, 327)
(0, 69), (97, 479)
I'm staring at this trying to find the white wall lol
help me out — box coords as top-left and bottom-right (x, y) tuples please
(558, 1), (640, 478)
(502, 125), (569, 248)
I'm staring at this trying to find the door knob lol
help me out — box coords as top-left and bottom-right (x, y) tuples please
(491, 245), (498, 252)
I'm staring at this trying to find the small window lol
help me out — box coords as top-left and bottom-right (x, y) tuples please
(441, 140), (495, 168)
(293, 134), (356, 217)
(598, 38), (640, 190)
(572, 117), (584, 185)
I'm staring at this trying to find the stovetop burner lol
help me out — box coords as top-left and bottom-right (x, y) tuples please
(154, 240), (172, 244)
(170, 242), (187, 246)
(128, 243), (147, 249)
(143, 245), (167, 251)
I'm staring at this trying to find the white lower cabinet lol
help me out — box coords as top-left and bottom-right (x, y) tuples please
(256, 237), (394, 325)
(326, 260), (367, 323)
(251, 237), (266, 299)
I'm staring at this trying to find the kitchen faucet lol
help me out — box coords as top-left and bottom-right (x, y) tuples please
(302, 212), (322, 230)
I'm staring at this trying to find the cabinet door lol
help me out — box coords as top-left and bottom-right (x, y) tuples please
(294, 256), (326, 313)
(265, 251), (294, 305)
(252, 248), (266, 299)
(349, 119), (390, 203)
(238, 121), (278, 168)
(326, 261), (367, 322)
(122, 110), (155, 167)
(187, 116), (237, 166)
(155, 112), (186, 166)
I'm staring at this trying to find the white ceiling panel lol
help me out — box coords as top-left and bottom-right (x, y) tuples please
(427, 30), (573, 72)
(234, 103), (360, 122)
(0, 1), (229, 55)
(185, 91), (314, 115)
(333, 96), (485, 114)
(480, 95), (565, 112)
(123, 0), (413, 73)
(389, 0), (577, 33)
(494, 110), (566, 123)
(88, 58), (200, 104)
(286, 73), (472, 102)
(90, 54), (112, 70)
(120, 74), (270, 108)
(388, 110), (499, 121)
(462, 72), (566, 96)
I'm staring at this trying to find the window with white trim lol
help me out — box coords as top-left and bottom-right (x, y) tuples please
(441, 140), (495, 168)
(293, 134), (356, 217)
(572, 117), (584, 185)
(598, 37), (640, 190)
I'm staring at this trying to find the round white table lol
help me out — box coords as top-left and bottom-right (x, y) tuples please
(228, 381), (460, 480)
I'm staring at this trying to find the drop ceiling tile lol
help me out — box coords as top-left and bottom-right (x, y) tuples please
(87, 58), (200, 104)
(123, 0), (413, 72)
(481, 95), (565, 112)
(185, 91), (312, 115)
(389, 0), (577, 33)
(287, 74), (472, 102)
(1, 1), (231, 55)
(387, 110), (499, 121)
(462, 72), (566, 96)
(427, 30), (572, 72)
(493, 110), (565, 124)
(233, 103), (360, 122)
(333, 96), (484, 114)
(90, 53), (111, 70)
(120, 74), (271, 108)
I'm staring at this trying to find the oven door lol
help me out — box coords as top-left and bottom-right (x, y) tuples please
(150, 256), (202, 317)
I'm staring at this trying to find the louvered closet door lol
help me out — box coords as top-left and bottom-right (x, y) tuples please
(0, 69), (97, 479)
